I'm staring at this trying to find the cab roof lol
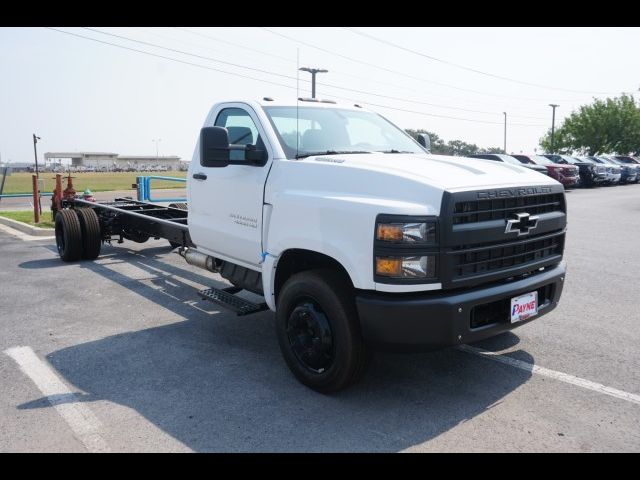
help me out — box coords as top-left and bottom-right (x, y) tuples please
(253, 97), (369, 111)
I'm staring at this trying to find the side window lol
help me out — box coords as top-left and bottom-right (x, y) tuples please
(214, 107), (261, 162)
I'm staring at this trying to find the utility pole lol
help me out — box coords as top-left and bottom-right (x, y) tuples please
(503, 112), (507, 154)
(32, 134), (42, 214)
(549, 104), (559, 153)
(299, 67), (328, 99)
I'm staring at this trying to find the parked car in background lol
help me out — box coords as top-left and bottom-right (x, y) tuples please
(578, 156), (621, 185)
(466, 153), (550, 176)
(542, 154), (607, 187)
(512, 154), (579, 188)
(610, 156), (640, 183)
(604, 156), (638, 184)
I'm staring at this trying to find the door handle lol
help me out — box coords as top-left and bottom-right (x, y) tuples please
(192, 173), (207, 180)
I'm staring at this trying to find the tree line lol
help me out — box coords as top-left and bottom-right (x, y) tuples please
(405, 129), (503, 157)
(539, 94), (640, 156)
(406, 94), (640, 157)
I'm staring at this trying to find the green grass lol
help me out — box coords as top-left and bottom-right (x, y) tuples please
(0, 171), (187, 195)
(0, 210), (55, 229)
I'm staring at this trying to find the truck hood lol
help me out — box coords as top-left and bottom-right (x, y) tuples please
(302, 152), (560, 192)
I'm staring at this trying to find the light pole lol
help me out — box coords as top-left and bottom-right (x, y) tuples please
(549, 104), (559, 153)
(503, 112), (507, 154)
(152, 138), (162, 163)
(299, 67), (328, 99)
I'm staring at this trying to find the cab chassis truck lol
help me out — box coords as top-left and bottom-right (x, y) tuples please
(53, 98), (567, 393)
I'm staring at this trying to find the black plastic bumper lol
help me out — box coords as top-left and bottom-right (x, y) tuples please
(356, 262), (566, 352)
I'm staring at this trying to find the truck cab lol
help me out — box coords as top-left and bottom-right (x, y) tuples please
(185, 98), (567, 392)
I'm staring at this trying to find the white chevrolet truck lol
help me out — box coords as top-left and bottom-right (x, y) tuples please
(53, 98), (567, 392)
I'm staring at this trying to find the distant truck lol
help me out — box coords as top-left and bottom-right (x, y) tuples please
(52, 98), (567, 392)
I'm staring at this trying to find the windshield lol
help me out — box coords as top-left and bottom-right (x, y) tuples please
(263, 106), (425, 159)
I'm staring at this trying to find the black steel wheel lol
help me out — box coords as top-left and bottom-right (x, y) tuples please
(55, 209), (83, 262)
(287, 298), (335, 374)
(275, 269), (370, 393)
(76, 208), (102, 260)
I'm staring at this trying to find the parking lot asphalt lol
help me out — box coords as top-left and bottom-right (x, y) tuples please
(1, 185), (639, 452)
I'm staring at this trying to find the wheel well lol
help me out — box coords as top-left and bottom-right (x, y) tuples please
(274, 249), (353, 302)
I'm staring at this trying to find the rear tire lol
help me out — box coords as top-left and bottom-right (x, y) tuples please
(275, 269), (370, 393)
(76, 208), (102, 260)
(55, 209), (83, 262)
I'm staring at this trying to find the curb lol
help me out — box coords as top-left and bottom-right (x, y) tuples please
(0, 215), (55, 236)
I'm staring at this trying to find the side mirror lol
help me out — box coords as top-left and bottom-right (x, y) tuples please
(417, 133), (431, 152)
(200, 126), (230, 168)
(200, 126), (268, 167)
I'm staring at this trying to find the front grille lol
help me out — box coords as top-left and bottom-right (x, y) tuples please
(440, 185), (566, 289)
(451, 231), (564, 280)
(453, 193), (564, 225)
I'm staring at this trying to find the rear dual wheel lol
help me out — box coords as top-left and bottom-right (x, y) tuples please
(55, 208), (102, 262)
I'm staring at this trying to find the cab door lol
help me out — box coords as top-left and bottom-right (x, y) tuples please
(188, 104), (273, 268)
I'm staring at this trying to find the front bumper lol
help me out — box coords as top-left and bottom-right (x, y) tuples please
(356, 261), (566, 352)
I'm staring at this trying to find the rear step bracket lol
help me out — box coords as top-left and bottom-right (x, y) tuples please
(199, 286), (268, 316)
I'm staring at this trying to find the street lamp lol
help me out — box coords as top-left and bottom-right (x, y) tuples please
(549, 104), (559, 153)
(152, 138), (162, 163)
(299, 67), (328, 99)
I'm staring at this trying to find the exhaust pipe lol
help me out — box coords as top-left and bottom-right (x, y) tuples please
(180, 247), (219, 273)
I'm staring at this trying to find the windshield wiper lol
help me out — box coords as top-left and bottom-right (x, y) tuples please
(376, 149), (414, 154)
(295, 150), (371, 159)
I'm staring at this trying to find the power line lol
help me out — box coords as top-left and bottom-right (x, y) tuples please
(258, 27), (592, 104)
(173, 27), (296, 64)
(44, 28), (546, 128)
(343, 27), (618, 95)
(85, 27), (546, 120)
(174, 27), (539, 114)
(82, 27), (301, 83)
(45, 28), (302, 90)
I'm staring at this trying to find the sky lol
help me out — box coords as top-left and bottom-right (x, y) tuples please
(1, 26), (639, 163)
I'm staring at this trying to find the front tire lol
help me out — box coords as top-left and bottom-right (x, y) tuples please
(275, 269), (370, 393)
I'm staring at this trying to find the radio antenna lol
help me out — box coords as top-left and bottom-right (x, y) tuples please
(296, 48), (300, 159)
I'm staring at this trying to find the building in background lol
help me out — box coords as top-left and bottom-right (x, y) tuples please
(43, 152), (188, 171)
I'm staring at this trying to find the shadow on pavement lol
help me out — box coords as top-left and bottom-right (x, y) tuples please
(18, 242), (534, 452)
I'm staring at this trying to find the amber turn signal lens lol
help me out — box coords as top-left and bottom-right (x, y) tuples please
(375, 257), (403, 276)
(376, 224), (403, 242)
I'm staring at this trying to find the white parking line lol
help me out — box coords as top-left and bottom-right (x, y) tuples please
(4, 346), (111, 452)
(457, 344), (640, 406)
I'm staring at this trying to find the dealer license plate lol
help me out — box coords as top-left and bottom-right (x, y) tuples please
(510, 291), (538, 323)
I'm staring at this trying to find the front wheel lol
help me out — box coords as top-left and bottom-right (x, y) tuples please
(275, 269), (370, 393)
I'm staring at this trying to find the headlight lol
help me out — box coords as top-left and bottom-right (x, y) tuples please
(374, 215), (439, 283)
(376, 221), (436, 244)
(375, 255), (436, 279)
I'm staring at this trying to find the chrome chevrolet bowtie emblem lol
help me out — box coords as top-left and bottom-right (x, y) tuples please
(505, 212), (539, 236)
